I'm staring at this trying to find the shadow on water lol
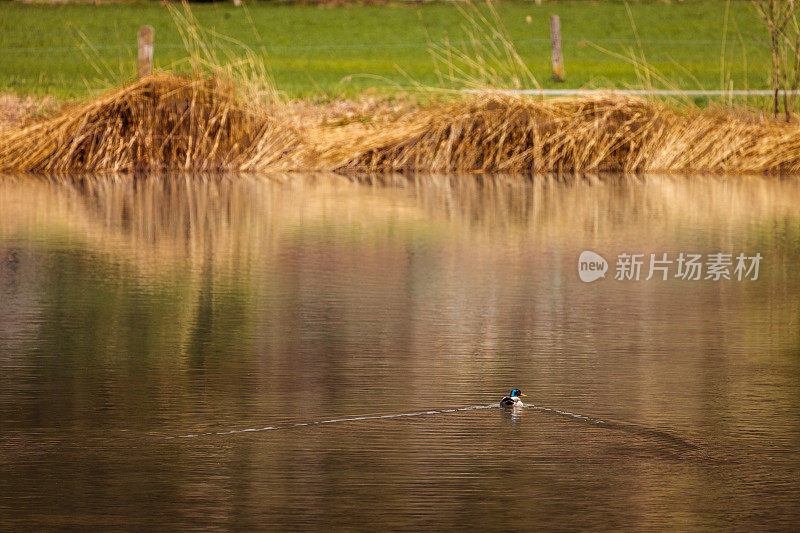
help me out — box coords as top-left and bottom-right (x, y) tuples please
(525, 405), (698, 450)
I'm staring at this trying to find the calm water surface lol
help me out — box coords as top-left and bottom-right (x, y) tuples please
(0, 173), (799, 530)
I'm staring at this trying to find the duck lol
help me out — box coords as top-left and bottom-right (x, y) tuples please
(500, 388), (527, 408)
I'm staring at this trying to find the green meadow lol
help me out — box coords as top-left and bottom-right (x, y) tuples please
(0, 1), (772, 100)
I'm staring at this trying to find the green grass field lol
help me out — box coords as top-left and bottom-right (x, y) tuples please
(0, 0), (773, 101)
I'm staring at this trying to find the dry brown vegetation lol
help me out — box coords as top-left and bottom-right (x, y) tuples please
(0, 94), (57, 133)
(2, 73), (800, 175)
(0, 75), (294, 172)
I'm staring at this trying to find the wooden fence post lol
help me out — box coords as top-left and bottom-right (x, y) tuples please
(138, 26), (154, 78)
(550, 15), (564, 82)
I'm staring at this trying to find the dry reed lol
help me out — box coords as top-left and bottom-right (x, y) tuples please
(329, 92), (800, 174)
(3, 73), (800, 175)
(0, 74), (294, 173)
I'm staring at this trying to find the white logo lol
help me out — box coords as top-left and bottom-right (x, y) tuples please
(578, 251), (608, 282)
(577, 251), (761, 282)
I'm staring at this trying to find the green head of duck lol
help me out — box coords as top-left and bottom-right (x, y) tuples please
(500, 388), (527, 408)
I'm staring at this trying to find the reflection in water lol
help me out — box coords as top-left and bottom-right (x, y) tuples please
(0, 173), (799, 529)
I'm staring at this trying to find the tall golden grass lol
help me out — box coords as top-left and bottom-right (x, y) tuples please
(3, 0), (799, 176)
(0, 75), (297, 173)
(4, 73), (800, 175)
(333, 92), (800, 174)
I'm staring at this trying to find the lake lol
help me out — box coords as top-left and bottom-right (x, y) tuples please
(1, 173), (799, 530)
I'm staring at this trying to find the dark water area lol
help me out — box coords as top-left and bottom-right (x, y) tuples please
(0, 173), (799, 530)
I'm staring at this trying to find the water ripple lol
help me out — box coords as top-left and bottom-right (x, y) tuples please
(166, 403), (696, 452)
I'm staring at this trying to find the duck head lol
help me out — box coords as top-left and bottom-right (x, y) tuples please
(509, 389), (527, 398)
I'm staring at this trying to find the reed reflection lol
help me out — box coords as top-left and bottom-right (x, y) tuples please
(0, 173), (799, 530)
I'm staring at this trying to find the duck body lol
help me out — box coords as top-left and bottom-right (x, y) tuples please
(500, 388), (526, 408)
(500, 396), (524, 407)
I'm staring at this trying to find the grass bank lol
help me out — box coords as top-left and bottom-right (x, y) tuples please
(0, 0), (771, 100)
(2, 73), (799, 175)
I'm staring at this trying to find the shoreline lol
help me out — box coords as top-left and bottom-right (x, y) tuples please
(1, 73), (798, 176)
